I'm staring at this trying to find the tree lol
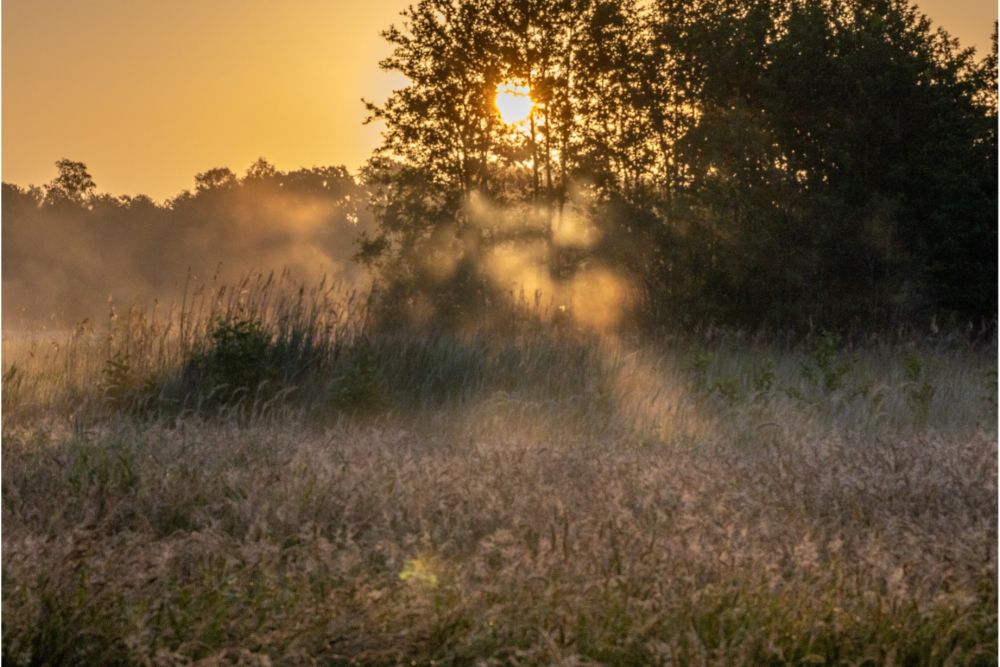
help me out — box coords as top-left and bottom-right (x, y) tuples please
(758, 0), (997, 322)
(363, 0), (997, 330)
(243, 157), (279, 182)
(194, 167), (237, 193)
(362, 0), (656, 323)
(639, 0), (997, 327)
(44, 159), (96, 206)
(360, 0), (517, 321)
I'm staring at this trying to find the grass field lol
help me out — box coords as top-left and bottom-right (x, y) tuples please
(2, 276), (997, 665)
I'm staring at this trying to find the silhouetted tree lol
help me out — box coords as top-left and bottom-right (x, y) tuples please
(361, 0), (996, 330)
(636, 0), (998, 327)
(194, 167), (238, 193)
(361, 0), (658, 324)
(359, 0), (517, 322)
(44, 159), (96, 206)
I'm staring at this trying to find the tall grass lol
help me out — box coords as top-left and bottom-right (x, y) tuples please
(2, 275), (996, 665)
(2, 271), (367, 425)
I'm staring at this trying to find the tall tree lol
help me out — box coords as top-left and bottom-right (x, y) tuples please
(360, 0), (516, 321)
(760, 0), (997, 322)
(362, 0), (997, 330)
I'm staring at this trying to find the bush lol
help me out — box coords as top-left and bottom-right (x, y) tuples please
(99, 352), (159, 414)
(184, 318), (278, 404)
(327, 340), (388, 413)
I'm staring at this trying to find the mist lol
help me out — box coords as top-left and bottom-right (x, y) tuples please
(2, 159), (374, 327)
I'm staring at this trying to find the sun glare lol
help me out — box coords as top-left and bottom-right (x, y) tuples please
(495, 81), (533, 125)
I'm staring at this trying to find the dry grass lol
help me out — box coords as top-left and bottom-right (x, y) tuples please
(2, 279), (997, 665)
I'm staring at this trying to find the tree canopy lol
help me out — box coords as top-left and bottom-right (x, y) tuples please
(362, 0), (997, 331)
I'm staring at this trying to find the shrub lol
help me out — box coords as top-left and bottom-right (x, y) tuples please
(327, 340), (387, 413)
(184, 318), (278, 404)
(99, 352), (159, 414)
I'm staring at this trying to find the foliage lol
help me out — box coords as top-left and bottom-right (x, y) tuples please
(359, 0), (997, 332)
(189, 318), (276, 399)
(44, 158), (97, 206)
(2, 273), (996, 661)
(2, 6), (996, 658)
(99, 352), (159, 415)
(328, 340), (388, 413)
(4, 0), (995, 334)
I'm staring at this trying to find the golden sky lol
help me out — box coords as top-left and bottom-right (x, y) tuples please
(2, 0), (996, 202)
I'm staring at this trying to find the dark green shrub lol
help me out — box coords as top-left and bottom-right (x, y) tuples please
(185, 318), (277, 404)
(328, 340), (387, 412)
(99, 352), (159, 414)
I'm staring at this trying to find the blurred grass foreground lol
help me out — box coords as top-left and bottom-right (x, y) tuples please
(2, 273), (997, 665)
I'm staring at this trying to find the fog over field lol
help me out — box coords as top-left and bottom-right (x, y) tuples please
(1, 159), (373, 327)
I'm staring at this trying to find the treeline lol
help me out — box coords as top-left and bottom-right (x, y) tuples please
(3, 0), (996, 333)
(2, 159), (371, 323)
(358, 0), (998, 332)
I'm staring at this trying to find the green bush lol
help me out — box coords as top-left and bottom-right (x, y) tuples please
(100, 352), (159, 411)
(185, 318), (278, 404)
(327, 340), (387, 413)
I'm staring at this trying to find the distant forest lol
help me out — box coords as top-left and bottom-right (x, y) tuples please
(2, 160), (373, 323)
(4, 0), (997, 333)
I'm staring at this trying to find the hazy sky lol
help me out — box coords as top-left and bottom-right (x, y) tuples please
(2, 0), (996, 202)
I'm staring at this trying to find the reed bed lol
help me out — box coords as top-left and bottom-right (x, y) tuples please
(2, 276), (996, 665)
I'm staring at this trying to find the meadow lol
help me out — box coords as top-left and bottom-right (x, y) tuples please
(2, 274), (996, 666)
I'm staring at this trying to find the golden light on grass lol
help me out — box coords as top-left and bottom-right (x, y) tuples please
(1, 274), (996, 663)
(495, 80), (533, 125)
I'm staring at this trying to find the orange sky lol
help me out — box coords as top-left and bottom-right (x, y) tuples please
(2, 0), (996, 202)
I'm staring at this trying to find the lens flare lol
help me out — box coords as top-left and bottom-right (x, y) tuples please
(495, 81), (533, 124)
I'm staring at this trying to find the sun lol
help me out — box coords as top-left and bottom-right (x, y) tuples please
(495, 80), (533, 125)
